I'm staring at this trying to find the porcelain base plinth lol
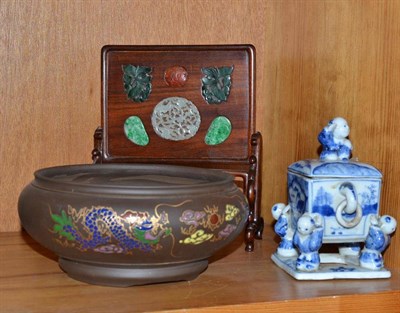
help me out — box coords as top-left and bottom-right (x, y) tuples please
(59, 257), (208, 287)
(271, 252), (391, 280)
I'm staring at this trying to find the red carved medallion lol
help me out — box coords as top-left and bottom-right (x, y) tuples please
(164, 66), (188, 87)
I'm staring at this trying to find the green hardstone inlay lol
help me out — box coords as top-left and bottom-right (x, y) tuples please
(205, 116), (232, 145)
(201, 66), (234, 104)
(122, 65), (152, 102)
(124, 116), (149, 146)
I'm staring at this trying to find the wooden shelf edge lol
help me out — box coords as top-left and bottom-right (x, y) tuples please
(1, 230), (399, 313)
(171, 291), (400, 313)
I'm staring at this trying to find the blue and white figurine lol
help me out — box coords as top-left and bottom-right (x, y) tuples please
(293, 213), (323, 271)
(360, 215), (397, 270)
(272, 203), (297, 258)
(318, 117), (352, 161)
(271, 117), (397, 280)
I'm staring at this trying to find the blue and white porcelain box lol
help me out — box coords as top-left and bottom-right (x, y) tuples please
(287, 159), (381, 243)
(271, 117), (396, 280)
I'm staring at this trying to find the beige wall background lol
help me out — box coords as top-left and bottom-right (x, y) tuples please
(1, 0), (399, 268)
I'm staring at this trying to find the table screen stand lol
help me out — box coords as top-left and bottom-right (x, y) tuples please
(92, 45), (263, 251)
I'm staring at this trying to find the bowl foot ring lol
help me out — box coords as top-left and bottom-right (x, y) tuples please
(59, 257), (209, 287)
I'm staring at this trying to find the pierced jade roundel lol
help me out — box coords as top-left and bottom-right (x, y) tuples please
(151, 97), (201, 141)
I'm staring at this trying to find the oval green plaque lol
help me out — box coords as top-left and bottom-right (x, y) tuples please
(124, 116), (149, 146)
(205, 116), (232, 145)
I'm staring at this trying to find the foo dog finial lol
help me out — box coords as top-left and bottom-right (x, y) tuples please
(318, 117), (352, 161)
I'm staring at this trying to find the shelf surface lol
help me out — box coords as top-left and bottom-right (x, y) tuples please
(0, 228), (399, 313)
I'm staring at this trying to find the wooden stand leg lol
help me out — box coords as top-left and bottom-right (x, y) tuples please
(91, 127), (103, 164)
(245, 132), (264, 252)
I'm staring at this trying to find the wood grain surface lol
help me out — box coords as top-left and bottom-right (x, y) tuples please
(1, 0), (399, 270)
(1, 229), (399, 313)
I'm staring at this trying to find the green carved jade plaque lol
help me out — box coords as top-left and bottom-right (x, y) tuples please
(122, 65), (152, 102)
(201, 66), (234, 104)
(205, 116), (232, 145)
(124, 116), (149, 146)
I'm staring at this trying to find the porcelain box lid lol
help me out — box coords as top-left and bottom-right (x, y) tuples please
(288, 117), (382, 179)
(288, 159), (382, 179)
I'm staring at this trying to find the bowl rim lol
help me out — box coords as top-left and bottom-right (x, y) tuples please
(31, 163), (236, 196)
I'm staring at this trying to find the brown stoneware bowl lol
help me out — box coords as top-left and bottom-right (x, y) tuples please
(18, 164), (248, 286)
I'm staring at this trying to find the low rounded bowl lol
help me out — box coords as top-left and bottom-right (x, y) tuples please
(18, 164), (248, 286)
